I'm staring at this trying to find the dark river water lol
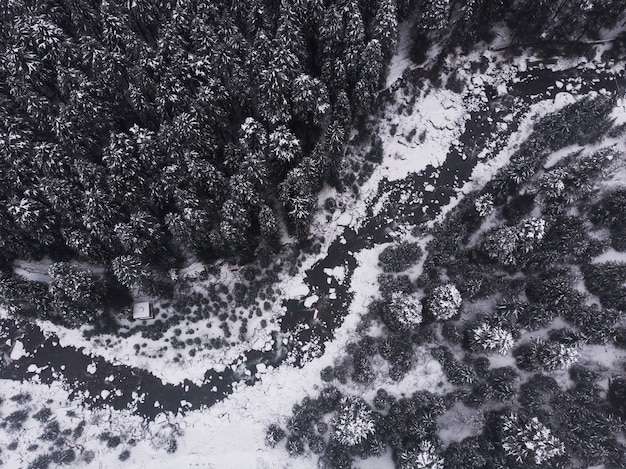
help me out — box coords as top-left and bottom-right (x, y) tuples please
(1, 64), (624, 419)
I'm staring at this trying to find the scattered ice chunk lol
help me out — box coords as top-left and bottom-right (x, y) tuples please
(10, 340), (26, 360)
(86, 363), (97, 374)
(27, 364), (39, 373)
(556, 80), (564, 88)
(424, 183), (435, 192)
(211, 386), (218, 392)
(496, 84), (507, 95)
(304, 295), (319, 308)
(256, 363), (267, 373)
(323, 266), (346, 284)
(154, 400), (160, 408)
(554, 92), (576, 107)
(336, 212), (352, 226)
(101, 390), (110, 399)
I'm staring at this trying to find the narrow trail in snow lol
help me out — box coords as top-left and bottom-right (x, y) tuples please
(1, 64), (624, 419)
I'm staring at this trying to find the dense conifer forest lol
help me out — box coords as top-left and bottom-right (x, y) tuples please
(2, 0), (626, 321)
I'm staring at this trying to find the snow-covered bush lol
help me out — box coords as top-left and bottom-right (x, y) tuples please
(471, 323), (514, 355)
(331, 396), (376, 446)
(474, 193), (494, 217)
(379, 241), (423, 273)
(501, 412), (564, 465)
(397, 441), (444, 469)
(427, 284), (461, 320)
(386, 292), (423, 331)
(431, 346), (475, 385)
(265, 424), (286, 448)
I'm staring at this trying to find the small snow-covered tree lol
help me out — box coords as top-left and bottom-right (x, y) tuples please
(517, 217), (546, 253)
(471, 323), (514, 355)
(291, 74), (329, 127)
(536, 169), (566, 202)
(48, 262), (102, 305)
(421, 0), (452, 32)
(501, 412), (565, 465)
(111, 255), (150, 289)
(428, 284), (461, 320)
(536, 341), (580, 372)
(269, 126), (301, 165)
(397, 441), (444, 469)
(258, 205), (279, 242)
(373, 0), (398, 60)
(388, 292), (423, 330)
(331, 396), (376, 446)
(264, 424), (286, 448)
(482, 226), (519, 265)
(474, 193), (494, 217)
(516, 339), (581, 372)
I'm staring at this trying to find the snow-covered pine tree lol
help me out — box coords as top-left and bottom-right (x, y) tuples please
(501, 412), (565, 465)
(387, 292), (424, 331)
(517, 217), (546, 253)
(482, 226), (519, 265)
(420, 0), (452, 33)
(471, 322), (514, 355)
(474, 193), (494, 217)
(374, 0), (399, 60)
(428, 284), (462, 320)
(331, 395), (376, 447)
(397, 440), (444, 469)
(111, 255), (151, 289)
(269, 126), (301, 166)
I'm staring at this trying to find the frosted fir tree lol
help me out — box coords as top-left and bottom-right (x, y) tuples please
(482, 226), (519, 265)
(471, 323), (514, 355)
(111, 255), (150, 289)
(388, 292), (423, 330)
(331, 396), (376, 446)
(536, 169), (567, 202)
(48, 262), (102, 305)
(291, 74), (329, 126)
(517, 339), (581, 372)
(258, 205), (279, 242)
(517, 217), (546, 253)
(474, 193), (494, 217)
(536, 341), (580, 372)
(428, 284), (462, 320)
(269, 126), (301, 164)
(397, 441), (444, 469)
(421, 0), (452, 32)
(501, 412), (565, 465)
(373, 0), (398, 60)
